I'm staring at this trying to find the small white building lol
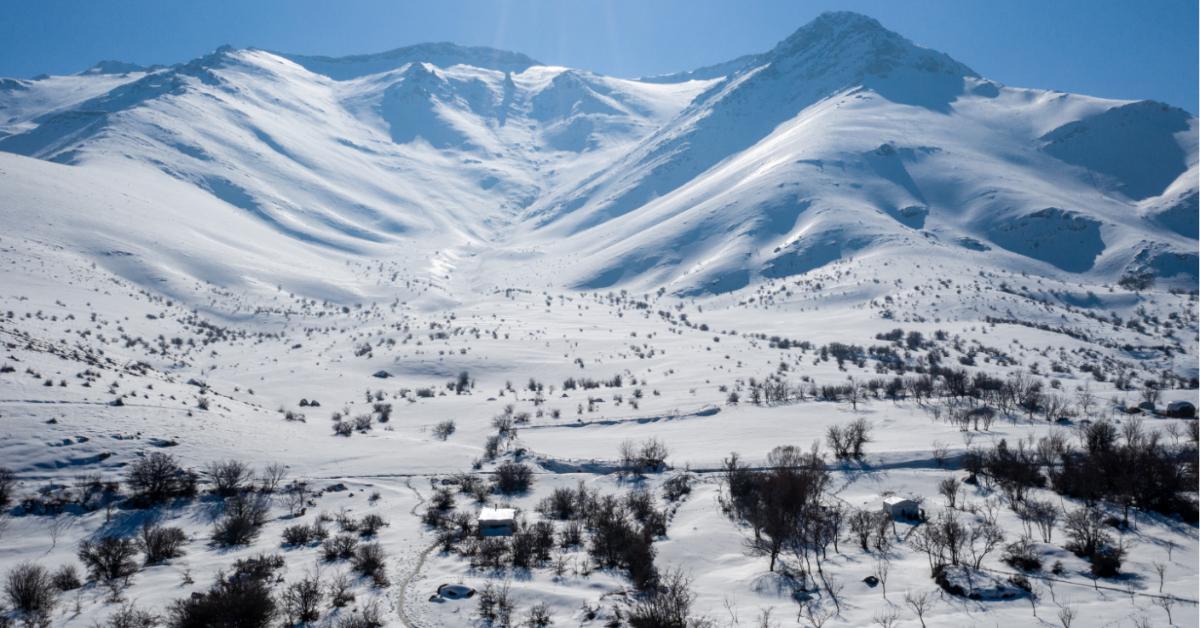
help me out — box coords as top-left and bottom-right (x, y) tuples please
(881, 496), (920, 520)
(478, 507), (516, 536)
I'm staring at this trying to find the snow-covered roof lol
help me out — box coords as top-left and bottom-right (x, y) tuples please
(478, 507), (516, 522)
(882, 495), (917, 506)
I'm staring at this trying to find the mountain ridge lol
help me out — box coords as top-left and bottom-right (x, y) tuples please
(0, 11), (1194, 303)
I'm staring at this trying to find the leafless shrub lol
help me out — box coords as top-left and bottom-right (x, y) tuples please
(4, 562), (56, 620)
(106, 602), (159, 628)
(138, 522), (187, 564)
(258, 463), (287, 493)
(281, 572), (323, 624)
(904, 589), (935, 628)
(627, 568), (704, 628)
(351, 542), (388, 586)
(126, 452), (194, 505)
(433, 420), (456, 440)
(212, 493), (270, 546)
(205, 460), (253, 497)
(78, 535), (139, 590)
(50, 564), (82, 591)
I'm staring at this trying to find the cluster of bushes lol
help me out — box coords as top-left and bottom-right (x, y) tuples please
(1051, 418), (1198, 523)
(163, 554), (380, 627)
(1062, 507), (1126, 577)
(282, 519), (329, 547)
(169, 558), (281, 627)
(3, 522), (186, 624)
(911, 511), (1005, 575)
(721, 445), (832, 575)
(573, 493), (659, 590)
(428, 476), (671, 593)
(963, 438), (1045, 502)
(466, 522), (557, 572)
(562, 375), (623, 390)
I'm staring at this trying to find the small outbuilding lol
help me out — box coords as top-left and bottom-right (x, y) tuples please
(478, 507), (516, 536)
(881, 496), (920, 520)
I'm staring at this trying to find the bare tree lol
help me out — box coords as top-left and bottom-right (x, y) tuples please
(873, 557), (890, 599)
(619, 439), (640, 477)
(753, 607), (776, 628)
(258, 463), (287, 493)
(1057, 604), (1076, 628)
(1023, 499), (1058, 543)
(1152, 562), (1166, 593)
(1152, 595), (1175, 625)
(824, 576), (845, 615)
(48, 514), (74, 550)
(1075, 385), (1096, 417)
(968, 520), (1005, 569)
(1163, 422), (1183, 445)
(799, 599), (834, 628)
(904, 590), (935, 628)
(938, 477), (961, 509)
(872, 606), (899, 628)
(284, 481), (308, 516)
(931, 441), (949, 468)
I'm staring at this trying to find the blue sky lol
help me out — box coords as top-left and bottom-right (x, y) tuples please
(2, 0), (1196, 111)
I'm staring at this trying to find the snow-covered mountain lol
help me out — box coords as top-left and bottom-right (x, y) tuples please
(0, 10), (1195, 302)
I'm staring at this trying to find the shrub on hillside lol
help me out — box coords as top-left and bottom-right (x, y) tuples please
(4, 562), (56, 620)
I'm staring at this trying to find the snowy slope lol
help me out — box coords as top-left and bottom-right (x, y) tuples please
(0, 11), (1194, 303)
(516, 12), (1197, 295)
(0, 45), (712, 267)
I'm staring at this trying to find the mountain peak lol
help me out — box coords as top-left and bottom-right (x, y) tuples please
(809, 10), (887, 30)
(767, 11), (977, 79)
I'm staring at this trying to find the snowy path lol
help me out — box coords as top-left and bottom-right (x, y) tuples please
(396, 479), (439, 628)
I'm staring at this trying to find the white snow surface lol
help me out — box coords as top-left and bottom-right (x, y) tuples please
(0, 10), (1196, 628)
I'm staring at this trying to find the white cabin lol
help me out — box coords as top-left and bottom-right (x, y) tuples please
(478, 507), (516, 536)
(881, 496), (920, 520)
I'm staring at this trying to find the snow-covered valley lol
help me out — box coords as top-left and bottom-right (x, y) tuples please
(0, 10), (1196, 628)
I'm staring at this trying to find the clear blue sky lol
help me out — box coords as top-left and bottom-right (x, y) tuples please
(2, 0), (1196, 112)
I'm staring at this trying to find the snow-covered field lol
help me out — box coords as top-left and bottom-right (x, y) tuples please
(0, 10), (1196, 628)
